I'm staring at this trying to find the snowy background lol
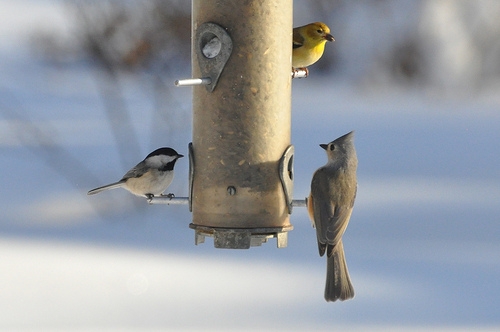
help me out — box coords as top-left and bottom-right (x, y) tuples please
(1, 0), (500, 331)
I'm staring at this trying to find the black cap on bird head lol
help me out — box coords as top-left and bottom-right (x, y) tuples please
(146, 147), (183, 159)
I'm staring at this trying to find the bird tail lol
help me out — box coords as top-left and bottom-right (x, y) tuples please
(324, 240), (354, 302)
(87, 181), (125, 195)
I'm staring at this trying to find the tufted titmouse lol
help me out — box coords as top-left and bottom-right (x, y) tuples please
(308, 131), (357, 302)
(87, 147), (183, 199)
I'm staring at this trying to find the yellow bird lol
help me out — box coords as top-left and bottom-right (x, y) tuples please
(292, 22), (335, 69)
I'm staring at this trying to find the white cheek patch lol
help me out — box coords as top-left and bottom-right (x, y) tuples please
(146, 154), (176, 168)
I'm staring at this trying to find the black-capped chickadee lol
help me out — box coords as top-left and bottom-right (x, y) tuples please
(87, 147), (183, 199)
(307, 131), (357, 302)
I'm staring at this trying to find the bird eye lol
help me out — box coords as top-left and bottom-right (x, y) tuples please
(329, 145), (335, 151)
(317, 29), (323, 34)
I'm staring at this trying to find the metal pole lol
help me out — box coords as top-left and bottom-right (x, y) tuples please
(190, 0), (293, 249)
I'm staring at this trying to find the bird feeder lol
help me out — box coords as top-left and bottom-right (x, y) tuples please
(156, 0), (299, 249)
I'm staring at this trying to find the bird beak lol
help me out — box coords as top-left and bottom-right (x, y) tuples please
(324, 33), (335, 42)
(320, 144), (328, 150)
(178, 154), (184, 158)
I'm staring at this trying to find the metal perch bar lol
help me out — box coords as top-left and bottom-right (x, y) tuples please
(291, 199), (307, 207)
(175, 78), (212, 86)
(149, 196), (307, 208)
(291, 68), (308, 79)
(148, 196), (190, 205)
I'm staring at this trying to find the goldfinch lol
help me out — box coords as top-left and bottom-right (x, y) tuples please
(292, 22), (335, 69)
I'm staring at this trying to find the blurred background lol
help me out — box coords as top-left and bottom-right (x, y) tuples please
(1, 0), (499, 330)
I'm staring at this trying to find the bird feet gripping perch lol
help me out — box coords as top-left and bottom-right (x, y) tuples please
(291, 67), (309, 79)
(146, 192), (175, 203)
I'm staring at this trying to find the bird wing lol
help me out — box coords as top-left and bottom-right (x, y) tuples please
(293, 28), (304, 49)
(311, 168), (354, 257)
(120, 160), (149, 180)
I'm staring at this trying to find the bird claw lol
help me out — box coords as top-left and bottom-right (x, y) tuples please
(146, 193), (174, 203)
(162, 193), (175, 200)
(291, 67), (309, 79)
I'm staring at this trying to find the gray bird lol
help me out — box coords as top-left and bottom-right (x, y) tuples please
(307, 131), (357, 302)
(87, 147), (183, 199)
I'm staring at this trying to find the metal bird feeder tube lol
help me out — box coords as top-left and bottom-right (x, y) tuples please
(190, 0), (293, 249)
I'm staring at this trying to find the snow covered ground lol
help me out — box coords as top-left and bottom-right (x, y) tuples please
(0, 1), (499, 331)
